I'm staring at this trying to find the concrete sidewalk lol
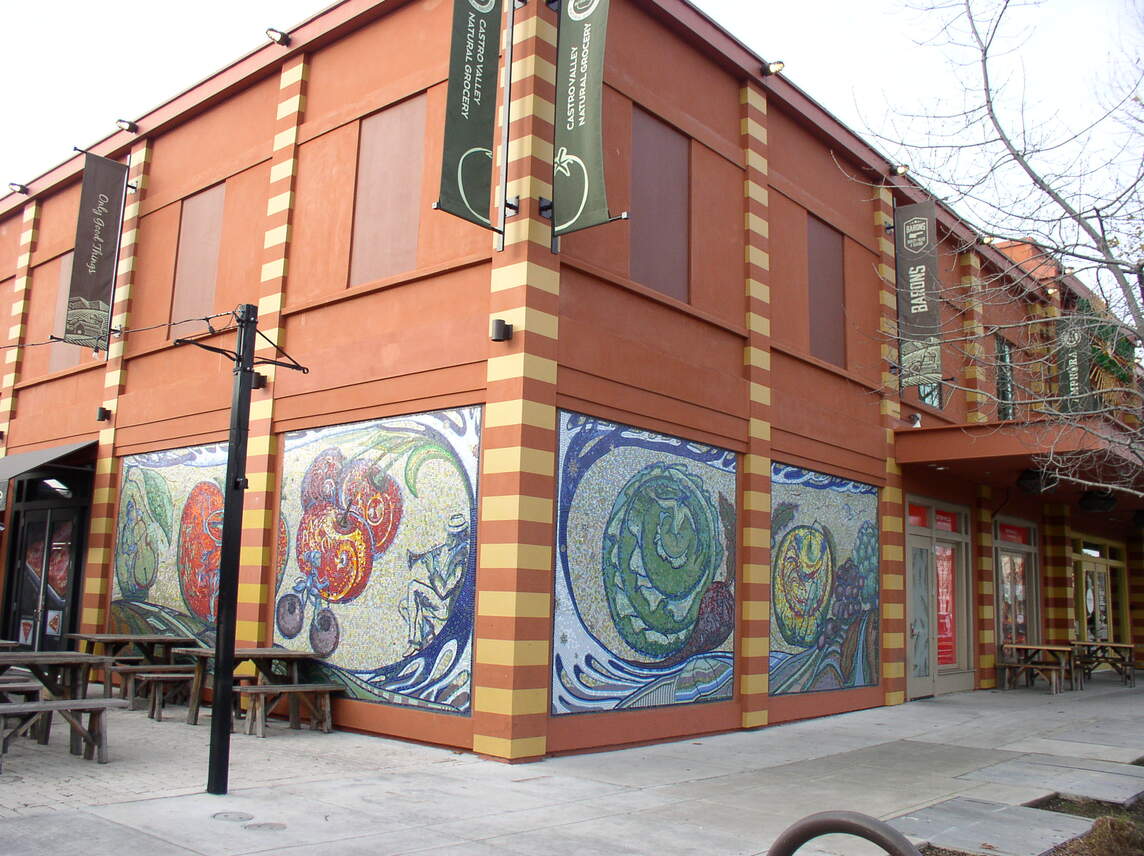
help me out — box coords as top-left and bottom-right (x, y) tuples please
(0, 672), (1140, 856)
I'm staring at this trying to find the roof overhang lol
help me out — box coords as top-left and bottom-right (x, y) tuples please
(0, 440), (97, 510)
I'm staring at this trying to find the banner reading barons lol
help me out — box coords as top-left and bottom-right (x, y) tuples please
(553, 0), (611, 236)
(893, 200), (941, 387)
(65, 153), (129, 351)
(439, 0), (503, 227)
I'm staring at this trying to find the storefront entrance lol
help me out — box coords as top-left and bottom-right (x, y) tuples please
(906, 500), (975, 698)
(1073, 538), (1128, 644)
(2, 464), (92, 650)
(995, 519), (1038, 645)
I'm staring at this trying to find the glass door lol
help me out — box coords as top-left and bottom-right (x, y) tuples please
(1079, 564), (1112, 642)
(907, 536), (935, 698)
(997, 551), (1030, 645)
(6, 509), (80, 650)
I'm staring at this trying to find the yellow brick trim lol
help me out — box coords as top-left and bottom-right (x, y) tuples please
(482, 494), (552, 523)
(475, 687), (547, 716)
(745, 347), (771, 370)
(745, 181), (768, 206)
(743, 600), (769, 621)
(513, 12), (558, 46)
(487, 352), (557, 384)
(741, 636), (769, 658)
(478, 590), (550, 619)
(743, 527), (770, 548)
(882, 515), (903, 533)
(742, 709), (769, 728)
(510, 92), (556, 124)
(490, 260), (560, 295)
(883, 573), (904, 590)
(882, 602), (904, 620)
(235, 620), (264, 642)
(882, 662), (904, 679)
(742, 562), (769, 584)
(238, 583), (267, 603)
(747, 312), (770, 336)
(476, 639), (550, 667)
(273, 127), (298, 151)
(492, 306), (559, 339)
(884, 691), (905, 706)
(744, 490), (770, 512)
(484, 399), (556, 430)
(741, 85), (767, 112)
(483, 446), (555, 476)
(269, 158), (297, 185)
(749, 418), (771, 441)
(480, 542), (552, 571)
(511, 54), (556, 86)
(502, 214), (551, 247)
(750, 382), (772, 405)
(276, 94), (305, 120)
(883, 632), (905, 649)
(472, 734), (546, 759)
(266, 191), (293, 216)
(280, 62), (309, 88)
(741, 673), (769, 695)
(741, 117), (767, 143)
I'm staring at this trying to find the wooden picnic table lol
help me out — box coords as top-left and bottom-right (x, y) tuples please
(0, 651), (115, 754)
(67, 633), (197, 665)
(1072, 640), (1136, 687)
(999, 642), (1079, 693)
(172, 647), (319, 727)
(0, 640), (19, 650)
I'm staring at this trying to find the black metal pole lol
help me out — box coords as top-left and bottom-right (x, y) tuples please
(206, 303), (258, 795)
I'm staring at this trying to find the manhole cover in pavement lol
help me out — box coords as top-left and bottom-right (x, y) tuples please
(244, 822), (287, 831)
(212, 811), (254, 822)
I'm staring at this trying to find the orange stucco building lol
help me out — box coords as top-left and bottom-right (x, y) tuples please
(0, 0), (1139, 761)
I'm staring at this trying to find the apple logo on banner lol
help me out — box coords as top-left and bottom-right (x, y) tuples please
(568, 0), (601, 21)
(469, 0), (497, 13)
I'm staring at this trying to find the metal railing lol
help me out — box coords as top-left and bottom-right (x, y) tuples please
(768, 810), (922, 856)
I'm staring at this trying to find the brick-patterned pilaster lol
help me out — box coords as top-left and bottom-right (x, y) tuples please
(82, 143), (152, 633)
(959, 252), (989, 423)
(1129, 533), (1144, 663)
(472, 4), (558, 762)
(1042, 503), (1073, 643)
(0, 202), (41, 453)
(974, 485), (996, 687)
(235, 55), (310, 649)
(875, 183), (907, 704)
(739, 81), (772, 729)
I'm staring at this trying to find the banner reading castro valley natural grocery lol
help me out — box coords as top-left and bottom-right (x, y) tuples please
(438, 0), (503, 227)
(553, 0), (610, 236)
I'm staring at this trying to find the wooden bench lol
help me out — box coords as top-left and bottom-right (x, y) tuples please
(0, 698), (130, 771)
(235, 683), (343, 738)
(108, 663), (195, 708)
(998, 660), (1065, 694)
(0, 682), (42, 704)
(137, 673), (196, 721)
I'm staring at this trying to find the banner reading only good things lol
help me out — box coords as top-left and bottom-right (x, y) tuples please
(65, 153), (129, 351)
(893, 200), (942, 387)
(438, 0), (503, 227)
(553, 0), (610, 236)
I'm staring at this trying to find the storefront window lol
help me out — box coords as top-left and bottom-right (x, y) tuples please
(935, 543), (957, 665)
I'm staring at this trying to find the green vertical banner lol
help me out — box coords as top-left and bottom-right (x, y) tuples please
(553, 0), (611, 236)
(1057, 316), (1094, 413)
(438, 0), (503, 227)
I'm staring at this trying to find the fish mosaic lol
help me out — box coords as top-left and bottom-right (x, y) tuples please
(552, 412), (737, 714)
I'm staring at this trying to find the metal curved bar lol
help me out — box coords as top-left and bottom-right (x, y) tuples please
(767, 810), (923, 856)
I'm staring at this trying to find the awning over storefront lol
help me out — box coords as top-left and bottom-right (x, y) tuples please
(0, 440), (96, 510)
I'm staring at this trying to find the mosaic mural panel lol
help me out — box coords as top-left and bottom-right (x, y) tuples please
(110, 444), (229, 642)
(770, 463), (880, 695)
(274, 407), (480, 714)
(552, 413), (737, 714)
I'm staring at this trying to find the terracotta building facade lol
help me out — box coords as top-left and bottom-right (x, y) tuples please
(0, 0), (1140, 760)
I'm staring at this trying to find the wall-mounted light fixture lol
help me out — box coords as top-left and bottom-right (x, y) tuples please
(1078, 490), (1116, 513)
(96, 406), (112, 422)
(1016, 468), (1057, 494)
(976, 234), (997, 246)
(266, 28), (291, 46)
(8, 183), (29, 195)
(115, 119), (139, 133)
(251, 372), (267, 390)
(908, 413), (922, 428)
(490, 319), (514, 342)
(891, 164), (909, 176)
(761, 59), (785, 76)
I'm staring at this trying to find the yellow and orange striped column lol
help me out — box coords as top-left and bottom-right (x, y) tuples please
(958, 251), (989, 424)
(874, 182), (907, 705)
(0, 200), (40, 456)
(739, 80), (772, 729)
(974, 485), (996, 688)
(1128, 533), (1144, 663)
(81, 142), (152, 633)
(234, 54), (310, 649)
(1042, 503), (1074, 644)
(472, 3), (559, 761)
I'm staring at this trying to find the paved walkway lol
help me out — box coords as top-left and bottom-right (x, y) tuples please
(0, 672), (1140, 855)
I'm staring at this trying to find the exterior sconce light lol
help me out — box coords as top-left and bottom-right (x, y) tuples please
(96, 406), (112, 422)
(8, 183), (29, 195)
(266, 28), (291, 46)
(116, 119), (139, 133)
(490, 319), (513, 342)
(908, 413), (922, 428)
(1078, 490), (1116, 513)
(251, 372), (267, 390)
(761, 60), (785, 76)
(976, 235), (997, 246)
(891, 164), (909, 176)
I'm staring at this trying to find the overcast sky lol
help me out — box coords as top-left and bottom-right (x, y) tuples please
(2, 0), (1137, 191)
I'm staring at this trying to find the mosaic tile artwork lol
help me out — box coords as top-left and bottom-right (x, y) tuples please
(770, 463), (880, 695)
(552, 412), (737, 715)
(274, 407), (480, 714)
(110, 444), (230, 642)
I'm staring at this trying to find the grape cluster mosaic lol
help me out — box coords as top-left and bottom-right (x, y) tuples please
(552, 413), (737, 714)
(110, 444), (230, 641)
(770, 463), (880, 695)
(274, 407), (480, 713)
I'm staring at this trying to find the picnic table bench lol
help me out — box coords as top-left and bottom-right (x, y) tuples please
(998, 642), (1077, 694)
(235, 683), (344, 737)
(108, 663), (196, 708)
(0, 697), (129, 771)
